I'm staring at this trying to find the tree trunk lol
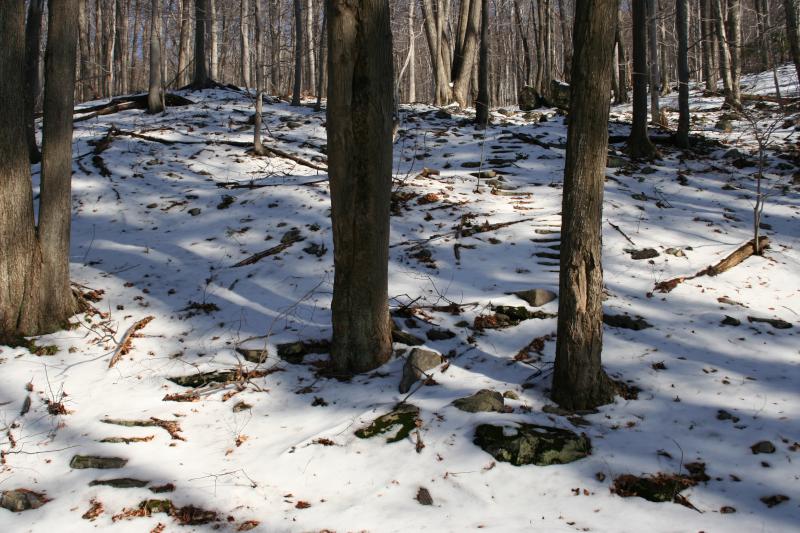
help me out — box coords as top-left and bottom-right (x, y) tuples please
(177, 0), (191, 87)
(115, 0), (130, 95)
(552, 0), (618, 411)
(306, 0), (316, 94)
(712, 0), (737, 107)
(646, 0), (660, 123)
(784, 0), (800, 84)
(148, 0), (164, 113)
(209, 0), (219, 80)
(315, 5), (328, 110)
(194, 0), (210, 86)
(754, 0), (770, 71)
(627, 0), (657, 158)
(615, 19), (629, 103)
(475, 0), (489, 128)
(241, 0), (251, 88)
(557, 0), (571, 81)
(292, 0), (303, 105)
(24, 0), (45, 164)
(269, 0), (281, 94)
(327, 0), (394, 375)
(104, 0), (117, 97)
(421, 0), (452, 105)
(676, 0), (690, 148)
(254, 0), (266, 155)
(451, 0), (481, 108)
(408, 2), (417, 102)
(701, 0), (717, 91)
(726, 0), (741, 106)
(37, 0), (80, 333)
(0, 0), (42, 341)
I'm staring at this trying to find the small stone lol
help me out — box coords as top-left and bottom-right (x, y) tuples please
(510, 288), (557, 307)
(399, 348), (443, 393)
(720, 506), (737, 514)
(355, 403), (420, 443)
(607, 155), (627, 168)
(392, 329), (425, 347)
(716, 409), (740, 423)
(721, 316), (741, 327)
(0, 489), (49, 512)
(760, 494), (789, 507)
(751, 441), (776, 454)
(664, 248), (686, 257)
(187, 208), (201, 216)
(628, 248), (660, 260)
(235, 347), (268, 363)
(603, 314), (653, 330)
(453, 389), (504, 413)
(715, 119), (733, 132)
(416, 487), (433, 506)
(426, 328), (455, 341)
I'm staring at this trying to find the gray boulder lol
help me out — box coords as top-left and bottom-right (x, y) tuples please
(453, 389), (505, 413)
(399, 348), (443, 393)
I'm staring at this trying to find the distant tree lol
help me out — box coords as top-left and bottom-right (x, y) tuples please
(327, 0), (394, 374)
(193, 0), (212, 87)
(253, 0), (267, 155)
(475, 0), (490, 129)
(241, 0), (252, 89)
(712, 0), (738, 108)
(148, 0), (165, 113)
(784, 0), (800, 84)
(676, 0), (690, 148)
(627, 0), (658, 158)
(292, 0), (303, 106)
(551, 0), (619, 411)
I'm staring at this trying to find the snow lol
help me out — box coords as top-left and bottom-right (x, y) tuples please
(2, 68), (799, 532)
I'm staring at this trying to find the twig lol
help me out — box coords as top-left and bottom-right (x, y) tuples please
(108, 316), (155, 368)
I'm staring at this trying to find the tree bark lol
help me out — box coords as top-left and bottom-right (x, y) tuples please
(327, 0), (393, 374)
(241, 0), (251, 88)
(148, 0), (165, 113)
(115, 0), (130, 95)
(552, 0), (618, 411)
(24, 0), (45, 164)
(451, 0), (481, 108)
(37, 0), (80, 332)
(475, 0), (489, 129)
(254, 0), (266, 155)
(177, 0), (192, 87)
(315, 5), (328, 110)
(676, 0), (690, 148)
(712, 0), (737, 107)
(408, 2), (417, 102)
(646, 0), (660, 123)
(784, 0), (800, 84)
(292, 0), (303, 105)
(193, 0), (210, 86)
(701, 0), (717, 91)
(627, 0), (657, 158)
(615, 19), (629, 103)
(726, 0), (742, 106)
(306, 0), (316, 94)
(209, 0), (219, 80)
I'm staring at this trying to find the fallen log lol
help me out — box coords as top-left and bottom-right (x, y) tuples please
(73, 93), (194, 122)
(108, 316), (155, 368)
(654, 236), (769, 293)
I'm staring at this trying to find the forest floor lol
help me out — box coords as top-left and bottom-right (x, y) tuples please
(1, 66), (799, 532)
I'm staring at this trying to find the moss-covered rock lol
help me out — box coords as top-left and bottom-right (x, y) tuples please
(453, 390), (505, 413)
(355, 404), (420, 443)
(473, 423), (591, 466)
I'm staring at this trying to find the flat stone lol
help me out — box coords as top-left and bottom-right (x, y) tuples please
(721, 316), (741, 326)
(603, 314), (653, 330)
(70, 455), (128, 469)
(453, 389), (505, 413)
(392, 329), (425, 347)
(89, 478), (149, 488)
(0, 489), (49, 512)
(474, 423), (591, 466)
(416, 487), (433, 506)
(235, 347), (268, 363)
(399, 348), (443, 393)
(751, 441), (776, 454)
(276, 339), (331, 364)
(510, 288), (557, 307)
(187, 208), (201, 216)
(747, 316), (792, 329)
(426, 328), (455, 341)
(628, 248), (659, 260)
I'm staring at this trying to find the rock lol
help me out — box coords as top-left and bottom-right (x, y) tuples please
(216, 195), (235, 209)
(549, 80), (570, 110)
(399, 348), (443, 393)
(285, 121), (303, 129)
(716, 409), (740, 422)
(416, 487), (433, 506)
(723, 148), (745, 159)
(517, 86), (542, 111)
(607, 155), (627, 168)
(715, 118), (733, 132)
(0, 489), (49, 512)
(187, 208), (201, 216)
(473, 423), (591, 466)
(751, 441), (776, 454)
(426, 328), (455, 341)
(523, 111), (542, 121)
(611, 473), (697, 503)
(664, 248), (686, 257)
(236, 347), (268, 363)
(392, 329), (425, 347)
(232, 401), (252, 412)
(89, 478), (149, 488)
(497, 108), (513, 117)
(721, 316), (741, 326)
(276, 339), (331, 364)
(603, 314), (653, 330)
(628, 248), (659, 260)
(503, 390), (520, 400)
(760, 494), (790, 507)
(453, 389), (505, 413)
(355, 403), (420, 443)
(747, 316), (792, 329)
(510, 288), (557, 307)
(70, 455), (128, 469)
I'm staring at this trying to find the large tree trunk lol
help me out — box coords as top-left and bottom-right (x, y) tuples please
(475, 0), (489, 128)
(513, 0), (532, 86)
(421, 0), (453, 105)
(451, 0), (481, 108)
(193, 0), (210, 86)
(676, 0), (690, 148)
(0, 0), (43, 341)
(627, 0), (657, 158)
(37, 0), (80, 332)
(24, 0), (45, 164)
(148, 0), (165, 113)
(327, 0), (394, 374)
(104, 0), (117, 97)
(241, 0), (251, 88)
(784, 0), (800, 84)
(292, 0), (303, 105)
(269, 0), (281, 94)
(552, 0), (618, 411)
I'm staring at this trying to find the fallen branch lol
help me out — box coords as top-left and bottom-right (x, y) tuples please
(232, 234), (305, 267)
(607, 219), (636, 245)
(108, 316), (155, 368)
(260, 146), (327, 172)
(392, 217), (535, 249)
(73, 93), (194, 123)
(654, 237), (769, 293)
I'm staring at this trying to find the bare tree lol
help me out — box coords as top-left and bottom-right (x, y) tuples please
(327, 0), (394, 374)
(241, 0), (252, 88)
(193, 0), (212, 86)
(552, 0), (619, 411)
(254, 0), (267, 155)
(676, 0), (690, 147)
(646, 0), (660, 123)
(627, 0), (658, 158)
(292, 0), (303, 105)
(784, 0), (800, 84)
(712, 0), (738, 108)
(24, 0), (45, 164)
(210, 0), (219, 80)
(475, 0), (490, 129)
(148, 0), (165, 113)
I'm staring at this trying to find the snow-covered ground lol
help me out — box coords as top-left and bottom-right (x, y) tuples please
(1, 68), (799, 532)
